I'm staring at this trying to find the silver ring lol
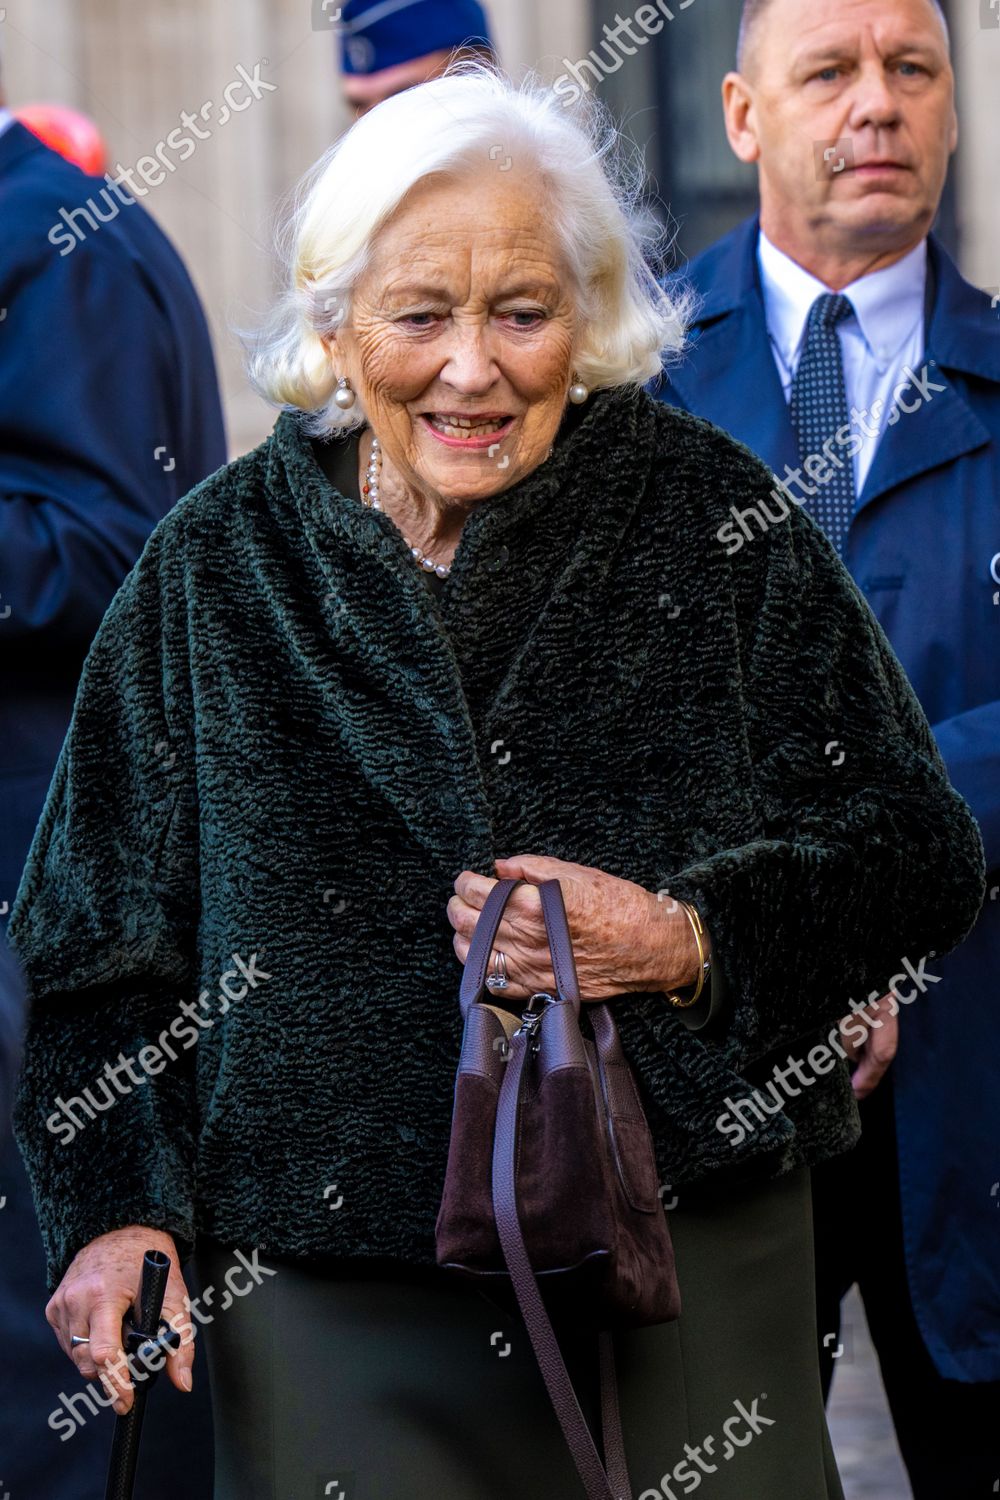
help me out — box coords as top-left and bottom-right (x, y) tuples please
(70, 1335), (90, 1349)
(485, 950), (509, 994)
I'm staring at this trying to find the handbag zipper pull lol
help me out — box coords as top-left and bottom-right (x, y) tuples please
(514, 992), (556, 1047)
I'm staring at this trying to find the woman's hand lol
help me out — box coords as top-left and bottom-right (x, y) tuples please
(46, 1224), (195, 1414)
(840, 993), (899, 1098)
(448, 853), (702, 1002)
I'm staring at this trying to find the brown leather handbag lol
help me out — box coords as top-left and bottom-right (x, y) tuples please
(436, 877), (680, 1500)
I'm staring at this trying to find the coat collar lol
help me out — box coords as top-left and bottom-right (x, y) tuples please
(860, 238), (994, 508)
(666, 215), (996, 515)
(264, 384), (657, 878)
(0, 119), (48, 178)
(269, 380), (654, 576)
(664, 218), (802, 484)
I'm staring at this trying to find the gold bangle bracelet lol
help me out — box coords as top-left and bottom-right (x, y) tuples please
(666, 900), (711, 1009)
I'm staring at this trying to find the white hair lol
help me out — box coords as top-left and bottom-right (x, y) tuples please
(247, 58), (694, 435)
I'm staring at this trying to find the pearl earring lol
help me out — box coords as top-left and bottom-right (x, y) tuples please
(568, 373), (590, 405)
(334, 376), (356, 410)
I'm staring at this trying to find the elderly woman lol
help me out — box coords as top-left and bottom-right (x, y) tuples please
(10, 64), (984, 1500)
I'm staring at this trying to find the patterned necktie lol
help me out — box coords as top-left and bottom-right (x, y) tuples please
(788, 293), (856, 555)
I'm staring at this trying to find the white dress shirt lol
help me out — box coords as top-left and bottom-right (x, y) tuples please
(757, 228), (928, 496)
(0, 107), (15, 139)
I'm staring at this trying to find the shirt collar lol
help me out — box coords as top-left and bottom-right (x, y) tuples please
(757, 228), (927, 369)
(0, 108), (16, 140)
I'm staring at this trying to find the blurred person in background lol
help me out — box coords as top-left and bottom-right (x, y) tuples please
(14, 101), (108, 174)
(337, 0), (495, 116)
(0, 74), (225, 1500)
(651, 1), (1000, 1494)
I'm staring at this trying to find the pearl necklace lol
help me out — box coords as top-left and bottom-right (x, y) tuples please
(362, 435), (451, 579)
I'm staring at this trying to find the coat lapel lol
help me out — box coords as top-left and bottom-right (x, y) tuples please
(269, 416), (495, 876)
(855, 364), (991, 513)
(854, 239), (997, 514)
(435, 387), (654, 731)
(267, 390), (653, 878)
(665, 217), (801, 481)
(667, 221), (997, 521)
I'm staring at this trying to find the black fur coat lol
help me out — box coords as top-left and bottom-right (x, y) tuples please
(10, 384), (985, 1289)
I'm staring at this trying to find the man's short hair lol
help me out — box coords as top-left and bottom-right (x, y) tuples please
(736, 0), (949, 74)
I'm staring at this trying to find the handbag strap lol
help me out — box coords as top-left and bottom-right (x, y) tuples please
(493, 1021), (633, 1500)
(536, 878), (583, 1010)
(489, 878), (633, 1500)
(459, 875), (584, 1019)
(459, 877), (522, 1018)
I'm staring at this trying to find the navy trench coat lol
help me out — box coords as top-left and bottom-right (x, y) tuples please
(652, 214), (1000, 1383)
(0, 118), (225, 1499)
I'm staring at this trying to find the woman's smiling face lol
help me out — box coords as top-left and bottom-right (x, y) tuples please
(329, 164), (579, 507)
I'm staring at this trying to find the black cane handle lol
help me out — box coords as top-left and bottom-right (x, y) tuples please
(134, 1248), (170, 1336)
(105, 1249), (179, 1500)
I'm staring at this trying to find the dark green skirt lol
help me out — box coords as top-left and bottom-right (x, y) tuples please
(193, 1167), (843, 1499)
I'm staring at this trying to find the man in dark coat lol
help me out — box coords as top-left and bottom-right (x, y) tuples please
(0, 92), (225, 1500)
(650, 1), (1000, 1494)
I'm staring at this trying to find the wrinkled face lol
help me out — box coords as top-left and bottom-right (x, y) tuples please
(328, 165), (579, 508)
(742, 0), (957, 250)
